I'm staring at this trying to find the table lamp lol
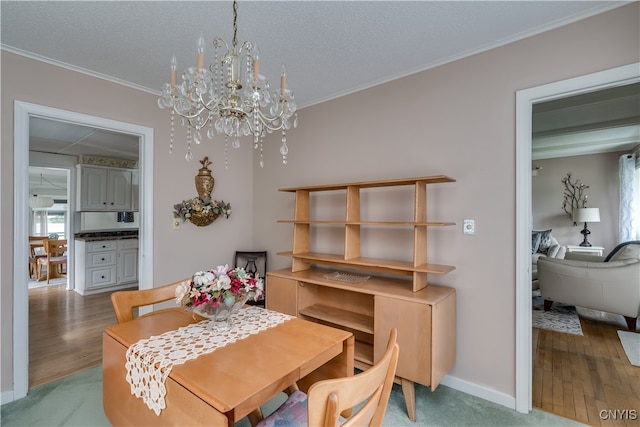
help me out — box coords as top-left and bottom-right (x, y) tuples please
(573, 207), (600, 247)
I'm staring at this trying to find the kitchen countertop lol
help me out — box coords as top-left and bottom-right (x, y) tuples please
(74, 230), (138, 241)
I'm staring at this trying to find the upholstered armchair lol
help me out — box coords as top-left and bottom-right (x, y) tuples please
(537, 241), (640, 331)
(531, 230), (566, 291)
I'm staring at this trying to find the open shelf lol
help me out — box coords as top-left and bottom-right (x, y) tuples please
(278, 175), (456, 292)
(299, 304), (374, 334)
(278, 220), (455, 226)
(355, 341), (374, 366)
(278, 251), (455, 275)
(279, 175), (455, 192)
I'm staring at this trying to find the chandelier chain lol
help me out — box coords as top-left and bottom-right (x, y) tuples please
(232, 0), (238, 50)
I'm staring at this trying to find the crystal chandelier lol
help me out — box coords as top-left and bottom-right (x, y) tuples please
(158, 0), (297, 167)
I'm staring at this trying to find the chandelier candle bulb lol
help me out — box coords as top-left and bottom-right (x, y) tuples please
(197, 34), (205, 70)
(170, 55), (177, 88)
(281, 63), (287, 92)
(253, 49), (260, 85)
(230, 51), (240, 84)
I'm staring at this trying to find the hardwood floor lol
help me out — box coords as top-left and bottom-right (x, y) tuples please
(28, 284), (116, 388)
(533, 313), (640, 426)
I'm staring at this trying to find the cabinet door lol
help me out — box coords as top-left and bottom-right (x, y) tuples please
(375, 295), (432, 386)
(108, 169), (132, 211)
(80, 167), (108, 210)
(131, 169), (139, 212)
(265, 274), (298, 316)
(118, 249), (138, 284)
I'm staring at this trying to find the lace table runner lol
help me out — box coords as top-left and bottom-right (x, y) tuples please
(125, 306), (294, 415)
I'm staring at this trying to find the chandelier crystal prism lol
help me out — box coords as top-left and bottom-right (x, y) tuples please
(158, 0), (297, 167)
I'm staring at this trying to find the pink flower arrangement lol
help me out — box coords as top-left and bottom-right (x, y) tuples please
(175, 265), (264, 309)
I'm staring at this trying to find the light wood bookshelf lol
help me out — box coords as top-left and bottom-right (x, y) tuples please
(268, 176), (457, 422)
(277, 175), (456, 291)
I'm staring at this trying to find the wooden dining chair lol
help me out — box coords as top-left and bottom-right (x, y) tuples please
(36, 239), (67, 283)
(256, 328), (399, 427)
(110, 279), (188, 323)
(28, 236), (48, 279)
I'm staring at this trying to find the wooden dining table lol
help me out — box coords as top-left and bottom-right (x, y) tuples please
(102, 307), (354, 426)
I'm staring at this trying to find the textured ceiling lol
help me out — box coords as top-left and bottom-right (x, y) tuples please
(1, 1), (625, 108)
(2, 1), (636, 165)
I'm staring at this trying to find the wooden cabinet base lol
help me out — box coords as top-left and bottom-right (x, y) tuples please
(266, 268), (456, 422)
(401, 378), (417, 422)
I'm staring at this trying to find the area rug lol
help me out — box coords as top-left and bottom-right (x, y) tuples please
(28, 277), (67, 289)
(532, 291), (583, 336)
(617, 330), (640, 367)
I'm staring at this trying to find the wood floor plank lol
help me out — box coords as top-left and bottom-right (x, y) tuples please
(572, 377), (589, 425)
(533, 313), (640, 427)
(28, 284), (117, 388)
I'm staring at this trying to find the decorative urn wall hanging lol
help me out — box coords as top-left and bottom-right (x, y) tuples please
(173, 157), (231, 227)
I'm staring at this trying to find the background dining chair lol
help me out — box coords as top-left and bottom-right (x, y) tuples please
(110, 279), (188, 323)
(36, 239), (67, 283)
(28, 236), (48, 279)
(256, 328), (399, 427)
(234, 250), (267, 307)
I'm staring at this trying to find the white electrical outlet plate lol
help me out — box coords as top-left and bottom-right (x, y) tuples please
(463, 219), (475, 235)
(173, 218), (180, 230)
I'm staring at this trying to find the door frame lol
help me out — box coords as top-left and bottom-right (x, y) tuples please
(13, 101), (154, 400)
(514, 63), (639, 412)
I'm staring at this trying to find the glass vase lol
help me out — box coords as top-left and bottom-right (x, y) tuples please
(193, 290), (249, 330)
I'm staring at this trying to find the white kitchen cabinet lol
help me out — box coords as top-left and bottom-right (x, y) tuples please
(77, 165), (132, 211)
(75, 239), (138, 295)
(118, 240), (138, 284)
(131, 169), (139, 212)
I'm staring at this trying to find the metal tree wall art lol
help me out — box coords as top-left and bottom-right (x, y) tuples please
(561, 172), (589, 225)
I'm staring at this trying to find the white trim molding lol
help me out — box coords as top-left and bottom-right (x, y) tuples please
(11, 101), (154, 402)
(515, 62), (640, 414)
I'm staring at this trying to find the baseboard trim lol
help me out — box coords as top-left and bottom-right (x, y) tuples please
(1, 389), (15, 405)
(440, 374), (517, 411)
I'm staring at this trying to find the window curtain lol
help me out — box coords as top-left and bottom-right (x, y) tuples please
(619, 153), (637, 243)
(31, 210), (48, 236)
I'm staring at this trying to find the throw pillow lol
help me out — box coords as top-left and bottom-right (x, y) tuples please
(535, 229), (553, 254)
(531, 232), (542, 254)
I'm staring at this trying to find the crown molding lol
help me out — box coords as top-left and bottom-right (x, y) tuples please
(1, 44), (160, 96)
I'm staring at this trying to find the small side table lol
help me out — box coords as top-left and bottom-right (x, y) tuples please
(566, 244), (605, 256)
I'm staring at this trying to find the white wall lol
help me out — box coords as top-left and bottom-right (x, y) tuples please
(253, 3), (640, 402)
(532, 152), (625, 254)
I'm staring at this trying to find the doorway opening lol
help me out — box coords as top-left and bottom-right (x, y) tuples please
(515, 63), (640, 413)
(13, 101), (154, 401)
